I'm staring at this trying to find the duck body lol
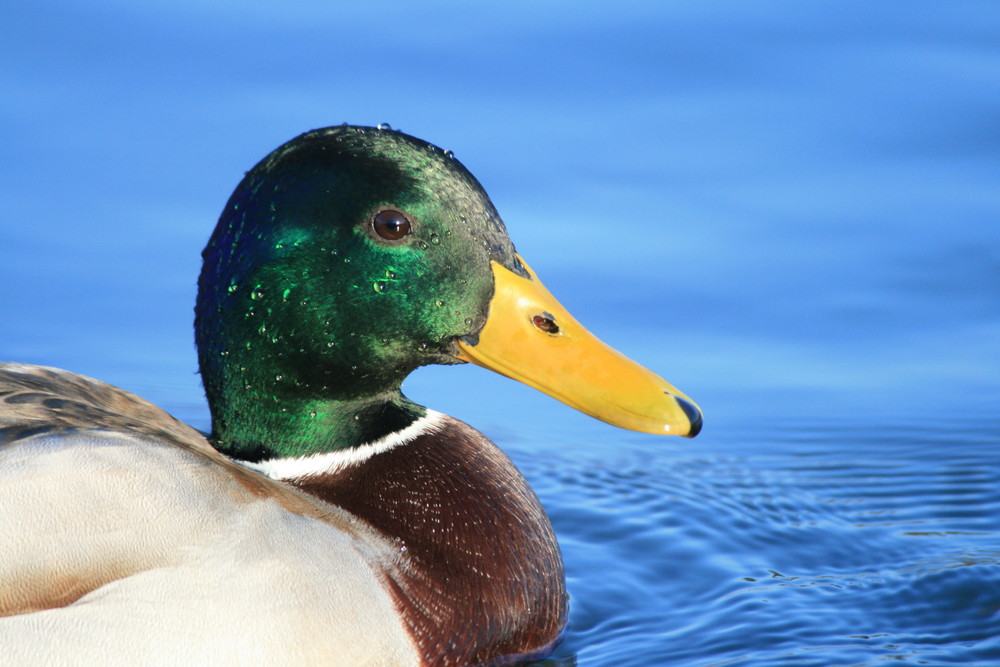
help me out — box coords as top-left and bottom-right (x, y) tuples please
(0, 126), (700, 665)
(0, 364), (562, 665)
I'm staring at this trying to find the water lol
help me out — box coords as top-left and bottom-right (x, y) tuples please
(514, 421), (1000, 665)
(2, 1), (999, 665)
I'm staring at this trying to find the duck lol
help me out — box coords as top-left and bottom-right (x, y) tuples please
(0, 125), (702, 666)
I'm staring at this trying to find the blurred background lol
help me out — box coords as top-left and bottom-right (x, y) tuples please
(3, 2), (999, 665)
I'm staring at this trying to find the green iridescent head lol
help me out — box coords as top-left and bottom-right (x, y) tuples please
(196, 125), (703, 460)
(196, 125), (525, 458)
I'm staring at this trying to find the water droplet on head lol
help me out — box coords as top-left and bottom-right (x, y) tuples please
(443, 149), (454, 158)
(309, 411), (317, 419)
(377, 122), (393, 130)
(251, 289), (265, 301)
(435, 300), (444, 307)
(227, 283), (238, 294)
(429, 233), (440, 245)
(464, 318), (473, 327)
(419, 241), (429, 250)
(275, 374), (283, 382)
(373, 281), (387, 293)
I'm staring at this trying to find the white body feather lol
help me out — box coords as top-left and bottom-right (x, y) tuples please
(0, 430), (420, 666)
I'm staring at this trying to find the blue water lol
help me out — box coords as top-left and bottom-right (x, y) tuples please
(3, 1), (999, 664)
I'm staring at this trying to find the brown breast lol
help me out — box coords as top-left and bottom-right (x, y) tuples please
(292, 414), (567, 666)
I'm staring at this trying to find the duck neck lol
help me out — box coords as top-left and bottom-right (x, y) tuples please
(208, 378), (424, 462)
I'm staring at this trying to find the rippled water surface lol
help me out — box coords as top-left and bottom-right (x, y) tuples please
(511, 420), (1000, 665)
(3, 1), (999, 665)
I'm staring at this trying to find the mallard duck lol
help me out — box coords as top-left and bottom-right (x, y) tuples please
(0, 125), (701, 666)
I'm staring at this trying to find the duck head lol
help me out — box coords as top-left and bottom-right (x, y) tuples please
(196, 125), (700, 460)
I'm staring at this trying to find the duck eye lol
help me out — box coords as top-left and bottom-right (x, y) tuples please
(372, 209), (412, 241)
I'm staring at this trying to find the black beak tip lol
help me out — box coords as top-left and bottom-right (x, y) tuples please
(674, 396), (703, 438)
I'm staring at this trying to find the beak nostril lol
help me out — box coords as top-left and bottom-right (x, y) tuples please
(532, 313), (560, 335)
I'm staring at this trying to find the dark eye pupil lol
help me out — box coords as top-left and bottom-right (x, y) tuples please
(373, 210), (411, 241)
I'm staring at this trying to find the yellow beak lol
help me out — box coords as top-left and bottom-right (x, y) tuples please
(455, 257), (702, 437)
